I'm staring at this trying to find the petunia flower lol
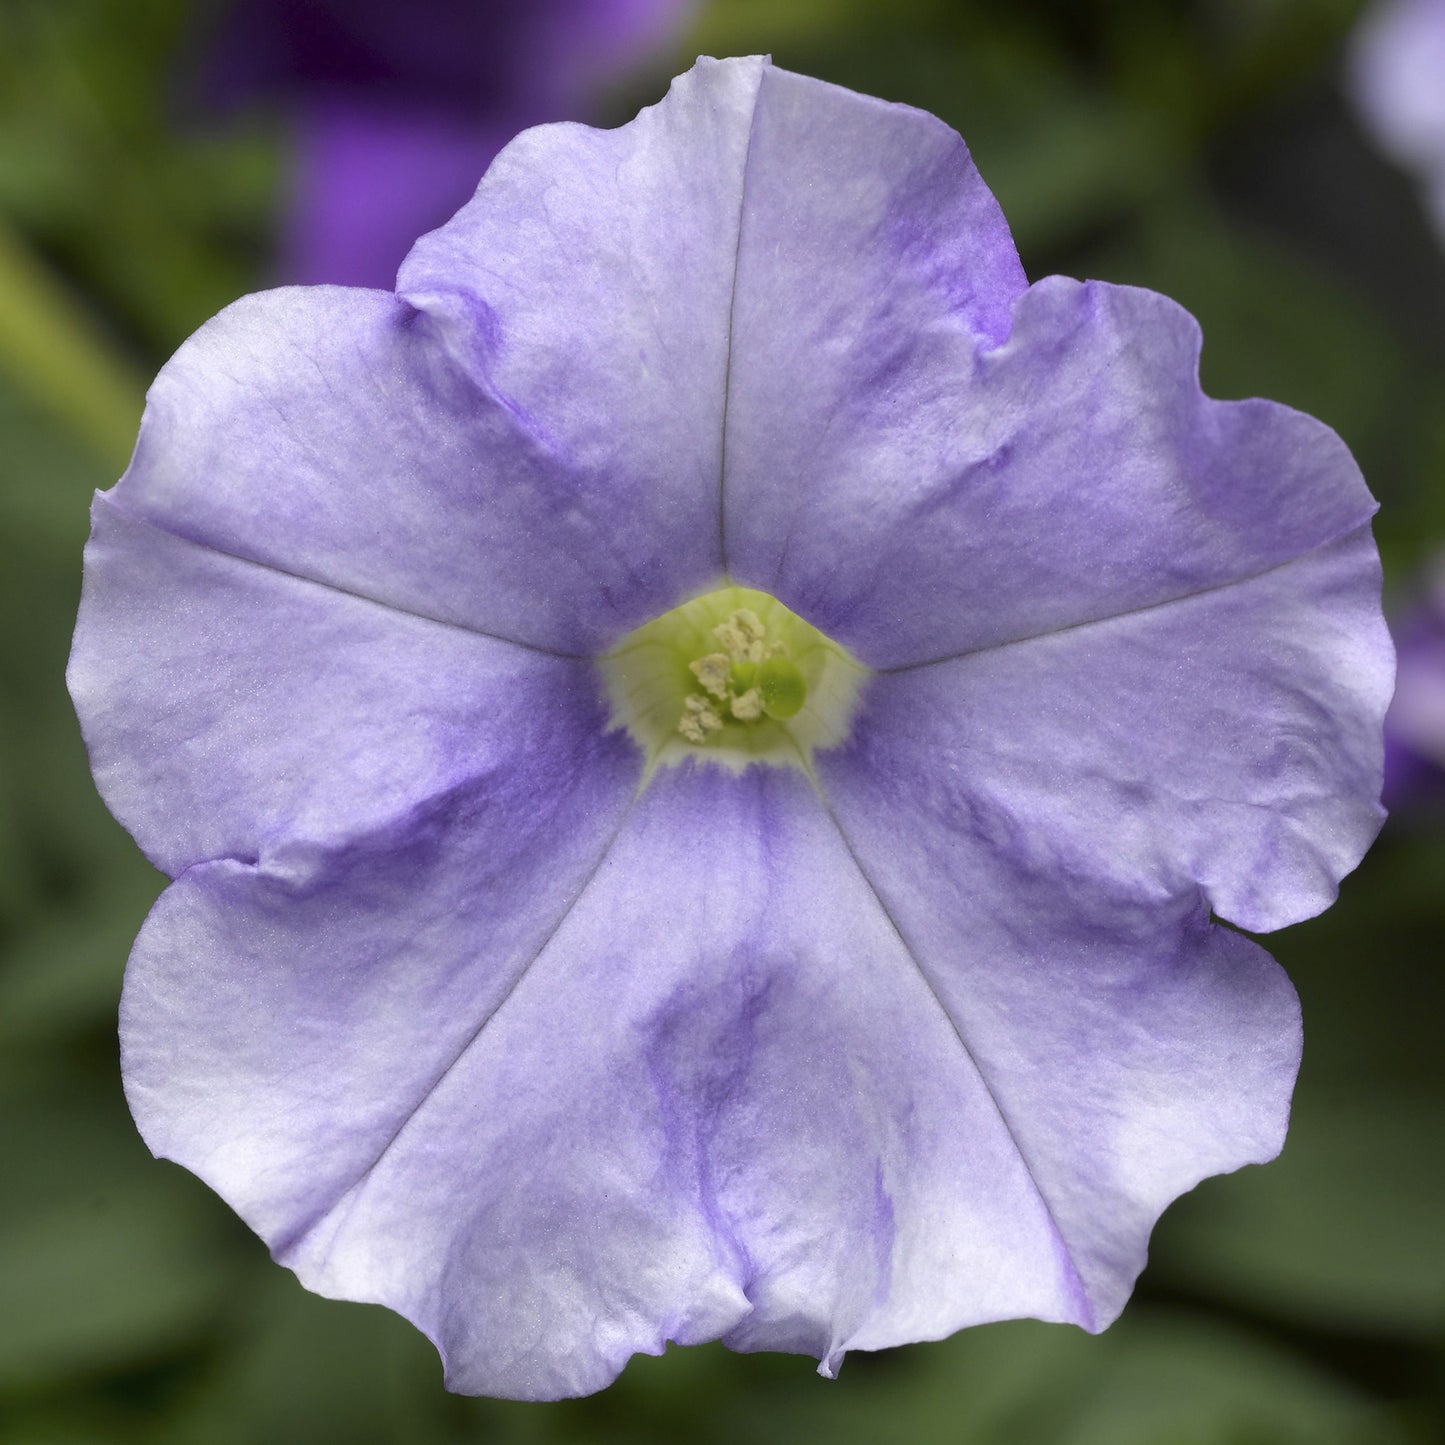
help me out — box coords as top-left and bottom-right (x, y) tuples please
(69, 57), (1392, 1401)
(1349, 0), (1445, 238)
(198, 0), (692, 286)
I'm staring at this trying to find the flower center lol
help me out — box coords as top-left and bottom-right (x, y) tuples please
(600, 585), (868, 774)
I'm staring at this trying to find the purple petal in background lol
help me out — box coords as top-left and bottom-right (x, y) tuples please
(1384, 559), (1445, 808)
(281, 100), (523, 288)
(200, 0), (694, 285)
(204, 0), (687, 113)
(1350, 0), (1445, 235)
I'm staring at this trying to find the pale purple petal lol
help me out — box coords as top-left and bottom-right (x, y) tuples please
(720, 65), (1026, 594)
(823, 527), (1390, 934)
(122, 754), (1300, 1398)
(68, 494), (636, 877)
(397, 56), (769, 629)
(107, 288), (674, 656)
(736, 275), (1378, 669)
(815, 731), (1302, 1335)
(111, 61), (777, 656)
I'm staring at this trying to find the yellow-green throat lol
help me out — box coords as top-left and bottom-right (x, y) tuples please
(600, 584), (868, 775)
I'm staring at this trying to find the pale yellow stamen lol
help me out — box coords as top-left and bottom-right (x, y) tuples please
(714, 608), (768, 663)
(672, 609), (811, 741)
(677, 692), (724, 744)
(689, 652), (732, 699)
(730, 687), (763, 721)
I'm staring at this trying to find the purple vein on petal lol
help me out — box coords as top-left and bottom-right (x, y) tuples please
(717, 82), (765, 579)
(874, 524), (1380, 675)
(789, 745), (1098, 1330)
(97, 493), (587, 660)
(268, 756), (659, 1263)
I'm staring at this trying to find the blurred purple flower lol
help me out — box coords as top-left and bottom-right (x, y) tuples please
(1350, 0), (1445, 236)
(70, 58), (1391, 1400)
(1384, 561), (1445, 807)
(202, 0), (691, 285)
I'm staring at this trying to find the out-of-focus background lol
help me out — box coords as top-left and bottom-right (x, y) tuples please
(2, 1), (1443, 1440)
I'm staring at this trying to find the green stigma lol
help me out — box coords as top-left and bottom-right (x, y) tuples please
(600, 585), (868, 775)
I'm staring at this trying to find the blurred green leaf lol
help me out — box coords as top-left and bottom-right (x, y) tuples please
(0, 1409), (133, 1445)
(152, 1270), (457, 1445)
(604, 1309), (1410, 1445)
(0, 1181), (230, 1395)
(1154, 1095), (1445, 1335)
(0, 0), (275, 359)
(148, 1291), (1417, 1445)
(0, 868), (156, 1047)
(1037, 1310), (1411, 1445)
(1390, 377), (1445, 575)
(0, 372), (107, 554)
(1149, 833), (1445, 1337)
(1277, 833), (1445, 1100)
(690, 0), (938, 52)
(0, 1056), (241, 1395)
(0, 223), (144, 469)
(0, 381), (156, 950)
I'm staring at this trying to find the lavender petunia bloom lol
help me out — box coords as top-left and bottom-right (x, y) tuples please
(1350, 0), (1445, 236)
(70, 58), (1392, 1400)
(203, 0), (691, 285)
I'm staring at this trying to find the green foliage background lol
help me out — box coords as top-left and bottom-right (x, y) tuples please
(1, 1), (1441, 1440)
